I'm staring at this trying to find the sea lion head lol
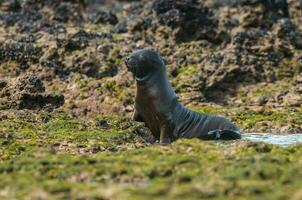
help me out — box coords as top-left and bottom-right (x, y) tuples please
(124, 48), (165, 80)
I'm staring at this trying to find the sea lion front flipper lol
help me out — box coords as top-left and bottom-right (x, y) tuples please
(159, 119), (175, 145)
(132, 109), (144, 122)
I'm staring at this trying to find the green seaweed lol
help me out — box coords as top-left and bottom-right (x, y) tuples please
(1, 112), (302, 199)
(84, 23), (113, 33)
(172, 65), (198, 91)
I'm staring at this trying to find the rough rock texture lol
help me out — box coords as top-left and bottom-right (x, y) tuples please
(1, 2), (302, 199)
(0, 0), (301, 133)
(0, 74), (64, 110)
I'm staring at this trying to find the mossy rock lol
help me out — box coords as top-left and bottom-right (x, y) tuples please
(1, 112), (302, 199)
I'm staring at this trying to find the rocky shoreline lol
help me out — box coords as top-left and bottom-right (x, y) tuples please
(1, 1), (302, 199)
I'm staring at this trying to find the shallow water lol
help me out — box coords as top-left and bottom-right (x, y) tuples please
(242, 133), (302, 146)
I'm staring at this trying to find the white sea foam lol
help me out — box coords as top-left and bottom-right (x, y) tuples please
(242, 133), (302, 146)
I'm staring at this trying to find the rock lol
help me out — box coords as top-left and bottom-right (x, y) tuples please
(15, 74), (45, 93)
(257, 95), (269, 106)
(127, 16), (146, 32)
(293, 74), (302, 85)
(0, 74), (64, 110)
(95, 119), (109, 129)
(63, 51), (104, 78)
(90, 11), (118, 25)
(158, 9), (183, 28)
(0, 0), (21, 12)
(113, 20), (128, 33)
(152, 0), (175, 14)
(52, 2), (83, 23)
(276, 19), (302, 49)
(0, 80), (7, 90)
(289, 32), (302, 49)
(0, 40), (42, 68)
(0, 0), (301, 118)
(283, 93), (302, 106)
(63, 30), (90, 51)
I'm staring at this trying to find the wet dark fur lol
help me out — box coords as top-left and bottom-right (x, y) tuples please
(125, 48), (241, 144)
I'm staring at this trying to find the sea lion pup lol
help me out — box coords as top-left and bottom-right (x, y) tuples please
(124, 48), (241, 144)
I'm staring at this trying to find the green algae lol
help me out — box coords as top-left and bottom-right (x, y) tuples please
(1, 113), (302, 199)
(0, 133), (302, 199)
(252, 82), (290, 96)
(75, 79), (89, 89)
(0, 114), (147, 161)
(84, 23), (113, 34)
(172, 65), (199, 92)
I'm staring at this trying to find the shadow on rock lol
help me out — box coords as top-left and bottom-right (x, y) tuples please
(0, 74), (64, 110)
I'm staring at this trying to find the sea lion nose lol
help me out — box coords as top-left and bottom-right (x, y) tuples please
(125, 57), (130, 62)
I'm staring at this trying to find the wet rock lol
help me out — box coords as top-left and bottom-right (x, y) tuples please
(0, 0), (21, 12)
(90, 11), (118, 25)
(63, 52), (113, 78)
(41, 23), (67, 35)
(39, 48), (64, 70)
(0, 40), (42, 68)
(265, 0), (289, 19)
(201, 29), (293, 91)
(152, 0), (175, 14)
(15, 74), (45, 93)
(227, 0), (290, 29)
(0, 2), (43, 32)
(289, 32), (302, 49)
(63, 51), (104, 78)
(0, 80), (7, 90)
(154, 0), (218, 42)
(158, 9), (183, 28)
(127, 15), (152, 32)
(60, 30), (91, 51)
(276, 18), (296, 36)
(52, 2), (83, 23)
(113, 20), (128, 33)
(0, 0), (301, 118)
(276, 19), (302, 49)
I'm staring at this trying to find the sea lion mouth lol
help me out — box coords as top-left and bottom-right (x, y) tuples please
(124, 53), (151, 83)
(125, 60), (150, 83)
(124, 58), (134, 73)
(124, 57), (141, 77)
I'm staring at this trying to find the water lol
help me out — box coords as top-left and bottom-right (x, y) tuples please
(242, 133), (302, 147)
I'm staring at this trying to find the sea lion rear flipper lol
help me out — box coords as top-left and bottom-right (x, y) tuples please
(219, 130), (241, 140)
(202, 129), (241, 140)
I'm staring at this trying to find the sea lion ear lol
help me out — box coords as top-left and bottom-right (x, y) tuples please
(145, 47), (156, 52)
(138, 53), (144, 61)
(145, 48), (159, 57)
